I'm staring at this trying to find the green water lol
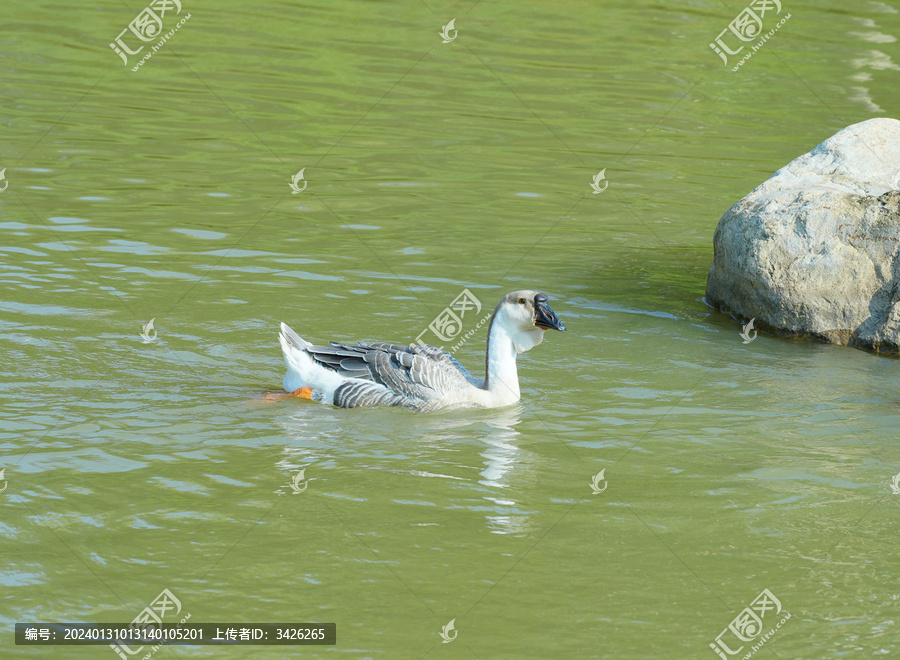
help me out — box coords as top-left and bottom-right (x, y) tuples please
(3, 0), (900, 657)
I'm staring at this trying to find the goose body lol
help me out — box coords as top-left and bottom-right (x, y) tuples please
(277, 290), (566, 411)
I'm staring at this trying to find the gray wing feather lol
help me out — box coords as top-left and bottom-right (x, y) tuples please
(304, 341), (481, 403)
(333, 380), (421, 409)
(372, 342), (483, 388)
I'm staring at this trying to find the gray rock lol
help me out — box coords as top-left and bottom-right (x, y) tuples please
(706, 117), (900, 351)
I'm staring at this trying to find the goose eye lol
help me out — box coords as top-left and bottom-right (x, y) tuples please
(518, 298), (526, 305)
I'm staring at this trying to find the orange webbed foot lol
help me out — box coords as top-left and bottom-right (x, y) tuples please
(260, 387), (313, 402)
(290, 387), (313, 400)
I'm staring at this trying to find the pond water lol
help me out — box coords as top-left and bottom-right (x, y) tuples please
(2, 0), (900, 658)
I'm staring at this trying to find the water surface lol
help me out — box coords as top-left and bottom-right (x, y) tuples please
(2, 0), (900, 658)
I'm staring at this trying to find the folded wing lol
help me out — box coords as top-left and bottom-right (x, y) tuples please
(304, 341), (483, 404)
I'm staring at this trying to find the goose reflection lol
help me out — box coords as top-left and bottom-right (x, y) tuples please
(403, 405), (535, 534)
(478, 405), (524, 489)
(272, 404), (539, 534)
(475, 405), (538, 536)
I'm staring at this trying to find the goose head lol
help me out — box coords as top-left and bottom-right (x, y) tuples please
(492, 290), (566, 354)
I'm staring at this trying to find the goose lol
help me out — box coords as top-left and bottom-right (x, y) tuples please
(277, 290), (566, 411)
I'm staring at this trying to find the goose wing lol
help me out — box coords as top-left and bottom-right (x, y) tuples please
(391, 343), (483, 389)
(304, 341), (483, 400)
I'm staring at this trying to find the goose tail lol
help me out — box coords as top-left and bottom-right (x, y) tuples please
(278, 322), (342, 399)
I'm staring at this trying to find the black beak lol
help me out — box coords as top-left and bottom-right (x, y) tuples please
(533, 293), (566, 332)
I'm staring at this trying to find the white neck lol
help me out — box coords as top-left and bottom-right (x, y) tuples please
(483, 319), (521, 406)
